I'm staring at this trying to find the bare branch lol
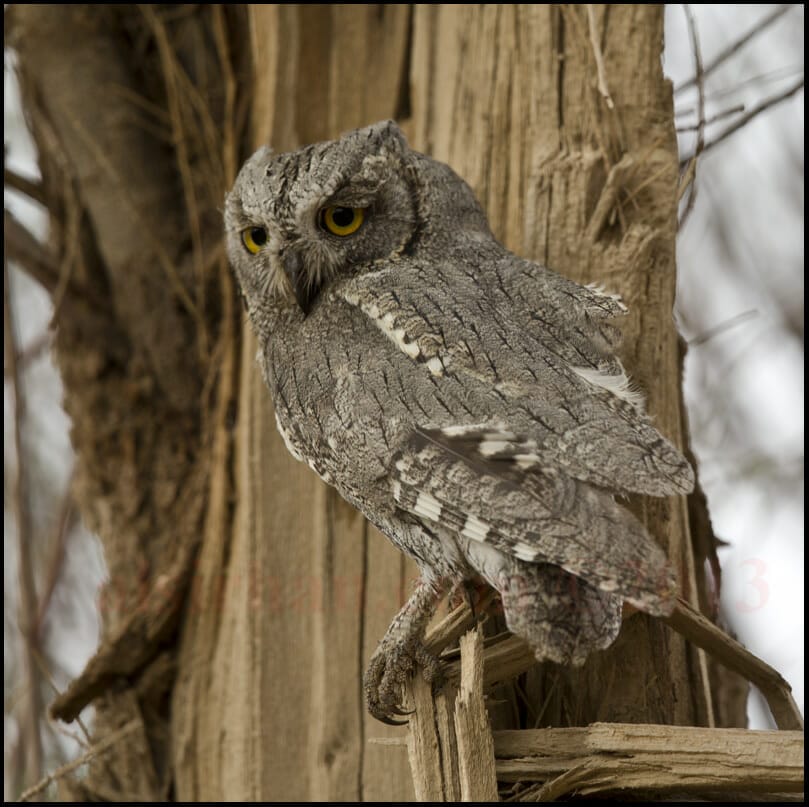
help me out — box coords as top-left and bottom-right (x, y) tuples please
(679, 4), (706, 229)
(676, 103), (745, 132)
(4, 167), (46, 206)
(18, 720), (140, 802)
(4, 208), (108, 310)
(35, 479), (76, 640)
(3, 330), (50, 377)
(665, 599), (803, 731)
(4, 251), (44, 786)
(675, 5), (793, 93)
(688, 309), (759, 347)
(675, 64), (803, 114)
(681, 77), (804, 163)
(4, 208), (59, 291)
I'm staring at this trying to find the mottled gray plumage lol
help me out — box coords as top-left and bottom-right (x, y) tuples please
(224, 121), (694, 722)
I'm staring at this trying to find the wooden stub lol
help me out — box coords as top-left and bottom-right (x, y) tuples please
(494, 723), (804, 797)
(453, 630), (500, 802)
(406, 676), (445, 802)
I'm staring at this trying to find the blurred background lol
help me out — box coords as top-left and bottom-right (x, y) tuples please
(4, 3), (804, 792)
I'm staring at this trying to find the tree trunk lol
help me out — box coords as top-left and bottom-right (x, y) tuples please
(7, 3), (746, 801)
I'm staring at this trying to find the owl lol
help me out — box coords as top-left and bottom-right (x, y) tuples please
(224, 120), (693, 723)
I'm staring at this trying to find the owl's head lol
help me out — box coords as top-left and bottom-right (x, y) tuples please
(225, 120), (423, 318)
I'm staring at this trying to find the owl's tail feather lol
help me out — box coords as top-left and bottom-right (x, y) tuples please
(497, 562), (623, 666)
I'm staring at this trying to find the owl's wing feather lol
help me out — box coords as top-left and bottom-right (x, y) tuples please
(337, 258), (694, 497)
(392, 426), (676, 615)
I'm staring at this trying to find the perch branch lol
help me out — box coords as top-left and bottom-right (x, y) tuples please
(424, 589), (498, 656)
(436, 595), (801, 731)
(664, 598), (803, 731)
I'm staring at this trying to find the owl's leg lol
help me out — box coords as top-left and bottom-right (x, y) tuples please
(364, 576), (447, 724)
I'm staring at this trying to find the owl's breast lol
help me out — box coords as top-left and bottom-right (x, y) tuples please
(261, 299), (407, 501)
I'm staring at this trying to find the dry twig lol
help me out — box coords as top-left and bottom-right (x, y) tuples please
(35, 477), (76, 640)
(681, 77), (804, 163)
(18, 720), (140, 802)
(4, 167), (47, 206)
(586, 5), (614, 109)
(675, 5), (793, 93)
(679, 4), (706, 229)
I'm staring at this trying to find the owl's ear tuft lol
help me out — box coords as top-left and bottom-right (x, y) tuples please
(360, 120), (408, 153)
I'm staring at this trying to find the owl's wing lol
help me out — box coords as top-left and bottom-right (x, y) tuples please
(392, 426), (676, 614)
(336, 258), (693, 497)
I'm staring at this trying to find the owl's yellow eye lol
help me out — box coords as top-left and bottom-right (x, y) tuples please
(320, 206), (365, 237)
(242, 226), (268, 255)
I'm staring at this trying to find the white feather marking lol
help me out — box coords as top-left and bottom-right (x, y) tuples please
(484, 431), (516, 441)
(513, 453), (540, 469)
(585, 282), (628, 311)
(571, 363), (646, 410)
(512, 542), (540, 562)
(441, 423), (489, 436)
(274, 412), (303, 462)
(392, 480), (402, 502)
(426, 356), (444, 376)
(479, 439), (513, 457)
(394, 458), (406, 472)
(462, 513), (490, 542)
(414, 491), (442, 521)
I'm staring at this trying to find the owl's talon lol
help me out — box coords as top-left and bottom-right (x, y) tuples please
(377, 714), (409, 727)
(364, 636), (441, 724)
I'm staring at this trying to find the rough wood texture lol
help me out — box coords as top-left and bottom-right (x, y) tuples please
(493, 723), (804, 797)
(453, 631), (499, 802)
(406, 676), (446, 802)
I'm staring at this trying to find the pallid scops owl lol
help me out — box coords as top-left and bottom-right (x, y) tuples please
(225, 121), (693, 723)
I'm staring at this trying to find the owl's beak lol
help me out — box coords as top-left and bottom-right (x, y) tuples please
(282, 250), (317, 317)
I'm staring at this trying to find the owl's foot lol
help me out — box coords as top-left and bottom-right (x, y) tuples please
(363, 576), (446, 724)
(364, 638), (443, 724)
